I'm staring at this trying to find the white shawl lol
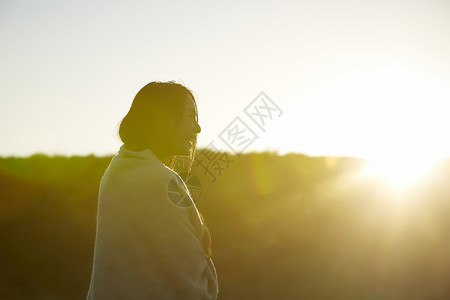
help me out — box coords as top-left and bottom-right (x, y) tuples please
(87, 145), (219, 299)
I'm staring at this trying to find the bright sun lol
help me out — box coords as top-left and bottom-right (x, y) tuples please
(306, 68), (449, 190)
(362, 155), (438, 189)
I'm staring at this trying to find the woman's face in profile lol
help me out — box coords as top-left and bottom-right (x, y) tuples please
(171, 94), (201, 156)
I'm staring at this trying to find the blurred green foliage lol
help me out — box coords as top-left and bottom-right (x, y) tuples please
(1, 151), (449, 299)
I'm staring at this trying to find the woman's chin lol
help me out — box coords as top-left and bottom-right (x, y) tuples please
(175, 142), (192, 156)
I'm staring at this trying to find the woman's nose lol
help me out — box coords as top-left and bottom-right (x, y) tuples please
(195, 121), (201, 133)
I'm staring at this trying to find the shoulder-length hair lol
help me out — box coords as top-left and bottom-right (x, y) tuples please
(118, 81), (198, 171)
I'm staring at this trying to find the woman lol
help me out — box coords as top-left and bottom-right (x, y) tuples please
(87, 81), (219, 299)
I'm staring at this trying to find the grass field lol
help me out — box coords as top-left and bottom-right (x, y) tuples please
(1, 151), (449, 299)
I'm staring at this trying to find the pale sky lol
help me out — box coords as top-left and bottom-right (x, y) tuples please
(1, 0), (450, 159)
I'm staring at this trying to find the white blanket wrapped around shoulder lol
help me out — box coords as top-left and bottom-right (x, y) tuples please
(87, 145), (219, 300)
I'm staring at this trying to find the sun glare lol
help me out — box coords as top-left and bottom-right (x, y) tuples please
(294, 67), (449, 192)
(362, 155), (438, 189)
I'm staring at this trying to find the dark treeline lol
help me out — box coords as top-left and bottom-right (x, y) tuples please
(1, 151), (450, 299)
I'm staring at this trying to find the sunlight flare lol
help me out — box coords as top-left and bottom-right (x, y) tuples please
(362, 155), (438, 189)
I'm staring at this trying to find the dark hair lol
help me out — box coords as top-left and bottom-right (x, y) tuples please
(118, 81), (198, 171)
